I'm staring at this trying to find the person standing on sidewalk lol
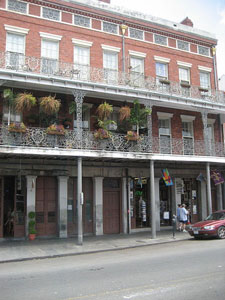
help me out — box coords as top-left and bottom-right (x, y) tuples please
(179, 204), (188, 232)
(176, 204), (181, 231)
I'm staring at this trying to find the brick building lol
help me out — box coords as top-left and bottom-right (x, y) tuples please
(0, 0), (224, 241)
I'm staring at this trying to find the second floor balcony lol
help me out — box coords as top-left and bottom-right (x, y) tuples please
(0, 51), (224, 106)
(0, 125), (224, 159)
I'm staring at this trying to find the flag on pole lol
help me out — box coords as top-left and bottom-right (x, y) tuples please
(162, 168), (173, 186)
(210, 170), (224, 185)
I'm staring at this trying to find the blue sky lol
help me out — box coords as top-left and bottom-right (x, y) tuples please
(111, 0), (225, 78)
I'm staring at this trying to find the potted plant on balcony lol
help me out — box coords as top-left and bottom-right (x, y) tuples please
(94, 128), (111, 139)
(39, 95), (61, 115)
(46, 124), (65, 135)
(127, 100), (151, 140)
(8, 122), (27, 133)
(125, 130), (140, 141)
(94, 102), (116, 140)
(28, 211), (36, 241)
(14, 92), (37, 112)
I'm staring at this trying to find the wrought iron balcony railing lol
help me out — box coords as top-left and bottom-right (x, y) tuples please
(0, 126), (224, 157)
(0, 51), (224, 105)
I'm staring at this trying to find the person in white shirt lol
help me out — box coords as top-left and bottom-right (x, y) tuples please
(179, 204), (188, 232)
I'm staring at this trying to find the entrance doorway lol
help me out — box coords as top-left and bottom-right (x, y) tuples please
(3, 177), (15, 238)
(103, 178), (121, 234)
(160, 179), (171, 225)
(36, 177), (57, 237)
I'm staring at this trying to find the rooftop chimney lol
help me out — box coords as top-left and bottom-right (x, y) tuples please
(99, 0), (110, 3)
(180, 17), (193, 27)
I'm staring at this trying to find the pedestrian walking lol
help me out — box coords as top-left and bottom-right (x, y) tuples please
(179, 204), (188, 232)
(176, 204), (181, 231)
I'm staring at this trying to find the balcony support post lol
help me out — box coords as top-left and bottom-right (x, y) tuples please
(206, 162), (212, 215)
(77, 157), (83, 245)
(72, 90), (86, 149)
(150, 160), (156, 239)
(144, 100), (153, 152)
(201, 109), (209, 156)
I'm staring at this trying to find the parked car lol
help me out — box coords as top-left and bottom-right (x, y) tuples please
(188, 210), (225, 239)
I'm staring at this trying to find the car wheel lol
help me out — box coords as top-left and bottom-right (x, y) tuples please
(217, 226), (225, 239)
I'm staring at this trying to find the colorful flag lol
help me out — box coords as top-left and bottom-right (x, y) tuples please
(162, 168), (173, 186)
(210, 170), (224, 185)
(196, 173), (205, 182)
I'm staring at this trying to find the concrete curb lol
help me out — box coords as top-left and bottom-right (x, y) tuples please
(0, 236), (191, 264)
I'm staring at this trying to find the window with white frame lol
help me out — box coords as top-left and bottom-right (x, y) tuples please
(154, 34), (167, 46)
(207, 120), (215, 155)
(158, 112), (172, 154)
(129, 28), (144, 40)
(108, 109), (119, 131)
(74, 15), (91, 28)
(74, 46), (90, 80)
(41, 38), (59, 74)
(156, 62), (168, 81)
(74, 104), (92, 130)
(179, 67), (190, 84)
(42, 7), (60, 21)
(3, 103), (21, 124)
(181, 117), (194, 155)
(200, 72), (210, 90)
(103, 22), (118, 34)
(8, 0), (27, 14)
(177, 40), (189, 51)
(6, 32), (26, 69)
(103, 50), (118, 83)
(130, 56), (144, 86)
(198, 45), (210, 56)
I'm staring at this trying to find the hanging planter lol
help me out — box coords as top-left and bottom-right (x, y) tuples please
(119, 105), (131, 122)
(14, 92), (37, 112)
(96, 102), (113, 120)
(8, 122), (27, 133)
(46, 124), (65, 135)
(39, 95), (61, 115)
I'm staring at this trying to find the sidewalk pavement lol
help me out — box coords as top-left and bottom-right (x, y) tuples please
(0, 228), (191, 264)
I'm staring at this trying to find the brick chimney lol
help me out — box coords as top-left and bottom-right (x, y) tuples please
(180, 17), (193, 27)
(99, 0), (110, 3)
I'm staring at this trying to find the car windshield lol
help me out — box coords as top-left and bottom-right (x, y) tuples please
(205, 212), (225, 221)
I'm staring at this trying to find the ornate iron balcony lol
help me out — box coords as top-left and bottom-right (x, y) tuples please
(0, 126), (224, 157)
(0, 51), (224, 105)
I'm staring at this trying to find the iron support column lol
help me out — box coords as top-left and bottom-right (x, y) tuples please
(77, 157), (83, 245)
(144, 100), (153, 152)
(201, 109), (209, 156)
(72, 90), (86, 148)
(150, 160), (156, 239)
(206, 162), (212, 215)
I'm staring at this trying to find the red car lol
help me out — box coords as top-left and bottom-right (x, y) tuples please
(188, 210), (225, 239)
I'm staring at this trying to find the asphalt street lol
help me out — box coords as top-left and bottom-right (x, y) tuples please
(0, 238), (224, 300)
